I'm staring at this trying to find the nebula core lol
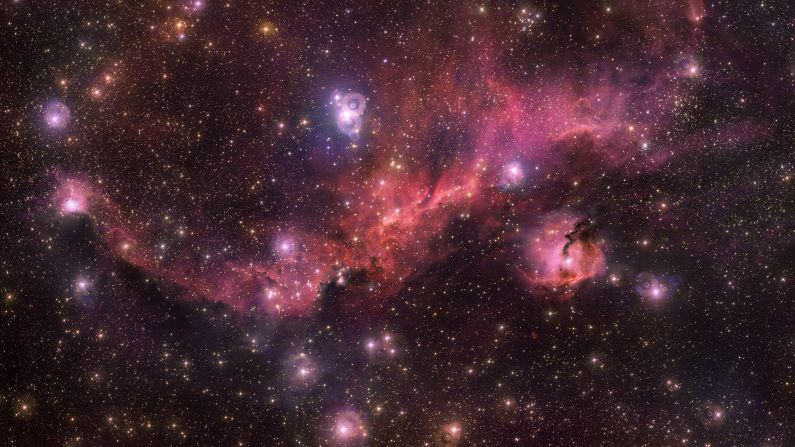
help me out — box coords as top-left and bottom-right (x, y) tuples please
(2, 1), (794, 446)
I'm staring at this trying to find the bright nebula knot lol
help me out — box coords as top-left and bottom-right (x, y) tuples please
(519, 214), (606, 298)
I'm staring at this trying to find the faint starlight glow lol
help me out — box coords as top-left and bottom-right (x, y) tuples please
(676, 54), (702, 78)
(259, 20), (278, 36)
(14, 396), (36, 419)
(42, 99), (71, 129)
(698, 402), (726, 427)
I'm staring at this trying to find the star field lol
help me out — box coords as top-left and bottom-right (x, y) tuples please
(2, 1), (795, 446)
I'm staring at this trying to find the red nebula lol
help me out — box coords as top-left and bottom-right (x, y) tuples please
(333, 158), (482, 300)
(43, 4), (713, 317)
(54, 178), (92, 215)
(519, 213), (606, 299)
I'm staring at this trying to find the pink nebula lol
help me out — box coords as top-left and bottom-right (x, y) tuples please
(519, 213), (606, 299)
(48, 4), (716, 316)
(55, 178), (91, 215)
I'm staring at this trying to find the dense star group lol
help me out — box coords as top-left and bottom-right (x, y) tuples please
(2, 0), (795, 446)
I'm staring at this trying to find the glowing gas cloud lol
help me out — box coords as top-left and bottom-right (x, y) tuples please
(40, 3), (726, 316)
(518, 214), (606, 299)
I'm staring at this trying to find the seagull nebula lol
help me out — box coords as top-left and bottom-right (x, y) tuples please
(2, 1), (794, 446)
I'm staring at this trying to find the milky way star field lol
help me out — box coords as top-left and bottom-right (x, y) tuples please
(2, 1), (795, 446)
